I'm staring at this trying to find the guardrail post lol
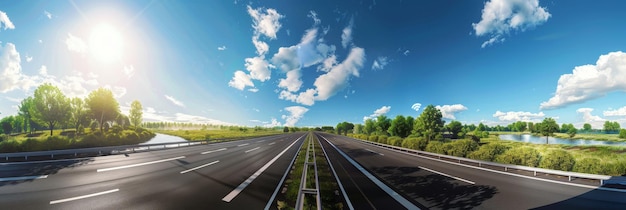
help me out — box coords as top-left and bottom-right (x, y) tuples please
(600, 180), (603, 185)
(51, 154), (54, 159)
(25, 156), (28, 160)
(568, 176), (572, 181)
(534, 171), (537, 176)
(505, 167), (507, 171)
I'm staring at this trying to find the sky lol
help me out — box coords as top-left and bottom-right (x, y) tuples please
(1, 0), (626, 129)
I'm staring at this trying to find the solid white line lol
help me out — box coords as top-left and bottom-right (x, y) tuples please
(180, 160), (220, 174)
(0, 158), (92, 165)
(268, 142), (276, 145)
(96, 156), (185, 172)
(237, 143), (249, 147)
(264, 135), (306, 210)
(0, 175), (48, 182)
(201, 148), (227, 154)
(245, 147), (260, 153)
(222, 137), (302, 202)
(50, 189), (119, 204)
(419, 166), (475, 184)
(365, 148), (384, 156)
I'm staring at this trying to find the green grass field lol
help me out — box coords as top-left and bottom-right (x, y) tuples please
(153, 129), (283, 141)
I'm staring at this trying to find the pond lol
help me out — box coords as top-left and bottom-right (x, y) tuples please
(498, 134), (626, 146)
(140, 133), (188, 145)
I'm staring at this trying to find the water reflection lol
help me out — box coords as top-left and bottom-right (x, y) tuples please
(140, 133), (188, 145)
(498, 134), (626, 146)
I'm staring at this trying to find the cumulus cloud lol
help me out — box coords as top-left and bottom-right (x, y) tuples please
(493, 110), (545, 122)
(371, 56), (388, 70)
(65, 33), (87, 54)
(123, 65), (135, 78)
(228, 70), (254, 91)
(540, 51), (626, 109)
(248, 88), (259, 93)
(576, 108), (605, 128)
(604, 106), (626, 117)
(165, 95), (185, 108)
(245, 56), (272, 82)
(363, 106), (391, 121)
(247, 6), (283, 40)
(341, 17), (354, 49)
(0, 11), (15, 30)
(217, 46), (227, 51)
(25, 55), (33, 62)
(436, 104), (468, 120)
(312, 47), (365, 101)
(0, 43), (38, 93)
(264, 118), (282, 127)
(282, 106), (309, 126)
(472, 0), (550, 48)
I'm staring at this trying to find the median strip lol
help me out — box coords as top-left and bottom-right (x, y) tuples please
(201, 148), (227, 155)
(180, 160), (220, 174)
(245, 147), (260, 153)
(0, 175), (48, 182)
(96, 156), (185, 172)
(50, 189), (119, 204)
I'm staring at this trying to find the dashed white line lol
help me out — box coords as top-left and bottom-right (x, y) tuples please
(237, 143), (249, 147)
(245, 147), (260, 153)
(419, 166), (475, 184)
(268, 142), (276, 145)
(0, 175), (48, 182)
(50, 189), (119, 204)
(201, 148), (227, 154)
(180, 160), (220, 174)
(96, 156), (185, 172)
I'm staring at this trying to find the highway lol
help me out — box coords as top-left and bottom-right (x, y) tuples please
(318, 132), (626, 210)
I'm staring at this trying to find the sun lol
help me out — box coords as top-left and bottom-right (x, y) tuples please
(89, 23), (124, 63)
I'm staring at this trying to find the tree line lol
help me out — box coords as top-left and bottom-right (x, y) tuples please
(0, 83), (144, 137)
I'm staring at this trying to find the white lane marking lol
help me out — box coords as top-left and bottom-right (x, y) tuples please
(419, 166), (475, 184)
(0, 175), (48, 182)
(237, 143), (249, 147)
(264, 137), (306, 210)
(222, 135), (303, 202)
(258, 140), (265, 143)
(365, 148), (384, 156)
(201, 148), (227, 154)
(268, 142), (276, 145)
(0, 158), (92, 165)
(245, 147), (260, 153)
(180, 160), (220, 174)
(96, 156), (185, 172)
(320, 135), (420, 210)
(50, 189), (119, 204)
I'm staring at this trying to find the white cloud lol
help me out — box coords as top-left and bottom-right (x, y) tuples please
(247, 6), (283, 40)
(313, 47), (365, 101)
(123, 65), (135, 78)
(165, 95), (185, 108)
(228, 70), (254, 91)
(248, 88), (259, 93)
(5, 96), (21, 103)
(25, 55), (33, 62)
(436, 104), (468, 120)
(39, 65), (48, 75)
(264, 118), (282, 127)
(341, 17), (354, 49)
(0, 43), (37, 93)
(217, 46), (227, 51)
(0, 11), (15, 30)
(403, 50), (410, 56)
(38, 40), (43, 43)
(308, 11), (321, 25)
(65, 33), (87, 54)
(540, 51), (626, 109)
(363, 105), (391, 121)
(174, 113), (236, 126)
(576, 108), (606, 129)
(110, 86), (127, 99)
(252, 108), (260, 112)
(282, 106), (309, 126)
(245, 56), (272, 82)
(472, 0), (550, 47)
(278, 70), (303, 92)
(371, 56), (388, 70)
(604, 106), (626, 117)
(493, 110), (545, 122)
(44, 11), (52, 19)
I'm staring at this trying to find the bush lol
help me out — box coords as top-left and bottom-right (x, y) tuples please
(620, 129), (626, 139)
(573, 158), (603, 174)
(425, 141), (446, 154)
(368, 135), (378, 142)
(387, 136), (403, 146)
(0, 139), (21, 153)
(446, 139), (479, 157)
(600, 162), (626, 176)
(401, 137), (428, 151)
(377, 135), (388, 144)
(467, 143), (510, 161)
(539, 149), (575, 171)
(495, 147), (542, 167)
(42, 136), (72, 151)
(0, 134), (7, 142)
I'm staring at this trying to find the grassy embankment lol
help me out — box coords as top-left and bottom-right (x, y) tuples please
(0, 127), (155, 153)
(154, 129), (283, 141)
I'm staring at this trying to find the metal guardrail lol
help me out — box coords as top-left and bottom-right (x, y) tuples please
(334, 134), (612, 185)
(0, 140), (209, 161)
(295, 134), (321, 210)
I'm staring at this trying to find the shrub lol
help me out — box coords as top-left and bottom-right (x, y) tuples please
(573, 158), (603, 174)
(0, 134), (7, 142)
(387, 136), (403, 146)
(620, 129), (626, 139)
(402, 137), (428, 151)
(600, 162), (626, 176)
(425, 141), (446, 154)
(0, 139), (21, 153)
(539, 149), (575, 171)
(368, 135), (378, 142)
(446, 139), (479, 157)
(495, 147), (542, 167)
(111, 125), (123, 133)
(467, 143), (510, 161)
(377, 135), (388, 144)
(42, 135), (72, 151)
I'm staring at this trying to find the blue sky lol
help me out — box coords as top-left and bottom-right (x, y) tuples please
(1, 0), (626, 129)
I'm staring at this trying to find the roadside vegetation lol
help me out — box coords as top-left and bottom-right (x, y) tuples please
(0, 83), (154, 153)
(330, 104), (626, 176)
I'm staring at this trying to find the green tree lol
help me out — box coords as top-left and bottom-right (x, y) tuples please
(283, 126), (289, 133)
(1, 116), (13, 134)
(619, 129), (626, 139)
(388, 115), (411, 138)
(447, 120), (463, 139)
(353, 124), (363, 134)
(86, 88), (120, 132)
(343, 122), (354, 135)
(413, 105), (444, 141)
(567, 127), (577, 138)
(603, 121), (621, 133)
(31, 84), (71, 136)
(583, 123), (592, 132)
(129, 100), (143, 127)
(70, 97), (89, 135)
(375, 115), (391, 136)
(18, 97), (35, 134)
(539, 118), (559, 144)
(364, 118), (375, 135)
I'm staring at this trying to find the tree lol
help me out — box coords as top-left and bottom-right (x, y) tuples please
(129, 100), (143, 128)
(1, 116), (13, 134)
(583, 123), (592, 132)
(388, 115), (411, 138)
(620, 129), (626, 139)
(364, 119), (375, 135)
(86, 88), (120, 132)
(539, 118), (559, 144)
(342, 122), (354, 135)
(447, 121), (463, 139)
(18, 97), (35, 134)
(31, 84), (71, 136)
(353, 124), (363, 134)
(375, 115), (391, 136)
(603, 121), (621, 133)
(567, 127), (577, 138)
(283, 126), (289, 133)
(69, 97), (89, 135)
(413, 105), (445, 141)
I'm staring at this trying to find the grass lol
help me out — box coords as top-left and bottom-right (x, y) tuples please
(153, 129), (283, 141)
(493, 131), (626, 142)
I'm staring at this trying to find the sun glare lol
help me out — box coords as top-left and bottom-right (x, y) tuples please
(89, 23), (124, 63)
